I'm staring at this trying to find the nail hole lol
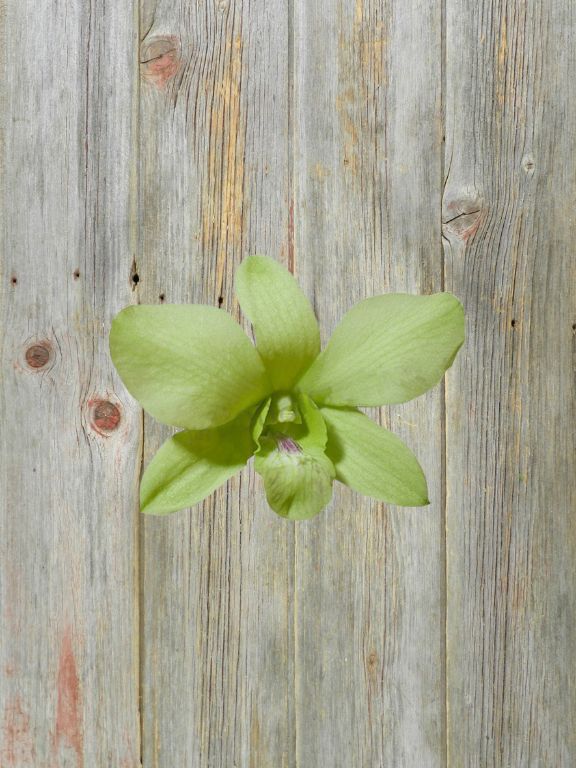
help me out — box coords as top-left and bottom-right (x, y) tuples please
(73, 269), (80, 279)
(159, 293), (165, 302)
(218, 296), (224, 308)
(511, 319), (516, 328)
(11, 276), (17, 285)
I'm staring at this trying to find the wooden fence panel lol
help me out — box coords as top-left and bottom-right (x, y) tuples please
(1, 0), (575, 765)
(293, 1), (446, 765)
(138, 1), (294, 765)
(444, 0), (576, 764)
(0, 1), (141, 765)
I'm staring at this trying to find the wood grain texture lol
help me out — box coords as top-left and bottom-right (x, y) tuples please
(138, 1), (294, 765)
(2, 0), (575, 765)
(0, 0), (141, 766)
(444, 0), (576, 765)
(293, 0), (446, 765)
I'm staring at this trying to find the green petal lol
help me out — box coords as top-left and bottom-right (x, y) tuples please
(299, 293), (464, 406)
(140, 411), (255, 514)
(251, 397), (271, 443)
(320, 407), (429, 506)
(255, 449), (335, 520)
(235, 255), (321, 389)
(254, 394), (335, 520)
(110, 304), (271, 430)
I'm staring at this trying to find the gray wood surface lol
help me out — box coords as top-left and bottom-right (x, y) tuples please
(293, 0), (446, 765)
(1, 0), (574, 766)
(0, 0), (141, 765)
(138, 1), (294, 766)
(444, 1), (576, 765)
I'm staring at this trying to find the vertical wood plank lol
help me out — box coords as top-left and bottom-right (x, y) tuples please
(0, 1), (141, 765)
(138, 1), (294, 765)
(293, 0), (445, 764)
(444, 0), (576, 764)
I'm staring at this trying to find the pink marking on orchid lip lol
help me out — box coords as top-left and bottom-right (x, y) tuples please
(53, 628), (83, 767)
(278, 436), (301, 454)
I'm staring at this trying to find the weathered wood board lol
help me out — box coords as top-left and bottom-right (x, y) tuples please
(0, 0), (574, 766)
(292, 1), (446, 765)
(444, 1), (576, 765)
(0, 0), (141, 765)
(138, 1), (294, 766)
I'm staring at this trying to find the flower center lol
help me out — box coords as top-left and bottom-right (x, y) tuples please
(254, 391), (307, 455)
(266, 391), (301, 425)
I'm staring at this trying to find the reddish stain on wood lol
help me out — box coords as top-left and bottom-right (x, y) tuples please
(53, 628), (83, 767)
(25, 343), (51, 369)
(443, 195), (484, 245)
(459, 215), (482, 243)
(89, 399), (121, 434)
(1, 697), (36, 766)
(443, 209), (483, 244)
(141, 36), (181, 89)
(365, 650), (380, 684)
(288, 198), (295, 274)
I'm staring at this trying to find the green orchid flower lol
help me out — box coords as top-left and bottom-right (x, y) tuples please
(109, 255), (464, 520)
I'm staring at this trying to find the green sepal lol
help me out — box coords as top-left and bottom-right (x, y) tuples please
(235, 256), (321, 389)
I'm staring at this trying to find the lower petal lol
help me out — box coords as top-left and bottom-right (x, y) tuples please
(320, 406), (429, 507)
(255, 447), (335, 520)
(140, 410), (255, 514)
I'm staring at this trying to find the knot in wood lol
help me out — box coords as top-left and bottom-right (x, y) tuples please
(25, 343), (51, 369)
(442, 191), (484, 245)
(140, 36), (181, 89)
(521, 153), (535, 176)
(91, 400), (121, 433)
(366, 650), (379, 682)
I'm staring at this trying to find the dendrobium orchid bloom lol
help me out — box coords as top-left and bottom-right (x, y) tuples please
(110, 256), (464, 519)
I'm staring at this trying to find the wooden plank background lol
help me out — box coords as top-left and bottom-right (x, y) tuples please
(0, 1), (574, 766)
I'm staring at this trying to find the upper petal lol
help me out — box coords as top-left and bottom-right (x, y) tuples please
(110, 304), (271, 430)
(298, 293), (464, 406)
(320, 406), (429, 506)
(235, 255), (321, 389)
